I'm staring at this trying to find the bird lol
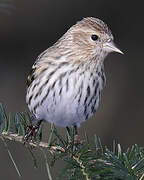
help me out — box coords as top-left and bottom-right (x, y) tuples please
(25, 17), (123, 142)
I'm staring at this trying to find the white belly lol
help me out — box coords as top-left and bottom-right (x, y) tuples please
(27, 69), (104, 127)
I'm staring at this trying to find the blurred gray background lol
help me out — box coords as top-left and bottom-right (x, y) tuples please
(0, 0), (144, 179)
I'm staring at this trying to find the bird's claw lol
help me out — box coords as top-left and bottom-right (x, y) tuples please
(24, 125), (39, 144)
(24, 120), (42, 144)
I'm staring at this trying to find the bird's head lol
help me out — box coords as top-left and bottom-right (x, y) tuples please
(62, 17), (123, 63)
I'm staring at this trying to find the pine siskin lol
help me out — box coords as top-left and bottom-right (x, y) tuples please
(26, 17), (123, 140)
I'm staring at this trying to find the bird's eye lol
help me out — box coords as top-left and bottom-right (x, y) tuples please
(91, 34), (98, 41)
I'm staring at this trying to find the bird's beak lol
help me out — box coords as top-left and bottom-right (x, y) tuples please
(104, 41), (123, 54)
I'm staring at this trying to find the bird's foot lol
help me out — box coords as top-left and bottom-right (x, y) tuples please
(66, 125), (81, 149)
(66, 135), (81, 150)
(24, 120), (42, 144)
(74, 134), (79, 145)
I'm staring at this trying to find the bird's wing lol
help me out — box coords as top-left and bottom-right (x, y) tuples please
(26, 67), (36, 88)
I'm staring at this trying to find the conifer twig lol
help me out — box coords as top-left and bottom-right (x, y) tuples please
(1, 131), (65, 152)
(1, 104), (144, 179)
(72, 155), (90, 180)
(140, 174), (144, 180)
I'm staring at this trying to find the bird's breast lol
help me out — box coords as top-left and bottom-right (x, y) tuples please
(26, 64), (106, 127)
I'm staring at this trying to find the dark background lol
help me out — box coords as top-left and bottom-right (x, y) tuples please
(0, 0), (144, 179)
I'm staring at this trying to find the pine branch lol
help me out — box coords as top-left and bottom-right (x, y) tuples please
(72, 155), (90, 180)
(0, 103), (144, 180)
(1, 131), (65, 151)
(140, 174), (144, 180)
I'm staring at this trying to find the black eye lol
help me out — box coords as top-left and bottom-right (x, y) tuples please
(91, 34), (98, 41)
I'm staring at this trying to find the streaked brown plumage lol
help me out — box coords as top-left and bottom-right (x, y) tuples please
(26, 17), (123, 140)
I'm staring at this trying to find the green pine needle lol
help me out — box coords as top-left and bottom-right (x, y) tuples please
(1, 137), (21, 178)
(0, 103), (144, 179)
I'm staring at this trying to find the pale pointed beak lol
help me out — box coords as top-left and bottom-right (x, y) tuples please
(104, 41), (123, 54)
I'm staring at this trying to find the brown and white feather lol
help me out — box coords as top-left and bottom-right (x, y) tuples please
(26, 17), (117, 127)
